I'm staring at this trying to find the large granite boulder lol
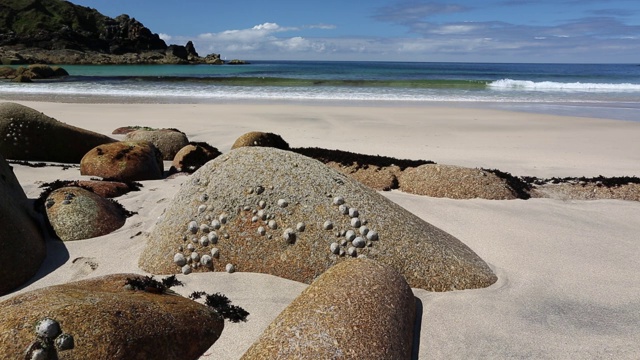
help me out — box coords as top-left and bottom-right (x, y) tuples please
(140, 147), (496, 291)
(124, 129), (189, 160)
(45, 187), (127, 241)
(0, 155), (45, 295)
(398, 164), (519, 200)
(0, 274), (224, 360)
(80, 141), (164, 181)
(242, 259), (416, 359)
(231, 131), (290, 150)
(170, 142), (222, 174)
(0, 102), (116, 163)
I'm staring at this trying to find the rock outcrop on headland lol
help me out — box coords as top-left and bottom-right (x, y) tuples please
(139, 147), (497, 291)
(0, 154), (45, 296)
(0, 274), (225, 360)
(0, 0), (223, 65)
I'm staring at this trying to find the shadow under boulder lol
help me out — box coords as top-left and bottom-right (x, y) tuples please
(0, 155), (45, 296)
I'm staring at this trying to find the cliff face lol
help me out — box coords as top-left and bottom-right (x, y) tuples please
(0, 0), (167, 53)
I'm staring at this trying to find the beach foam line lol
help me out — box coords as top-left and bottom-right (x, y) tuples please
(489, 79), (640, 92)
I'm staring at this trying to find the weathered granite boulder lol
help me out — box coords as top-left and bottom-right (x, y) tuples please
(0, 102), (116, 163)
(13, 64), (69, 80)
(124, 129), (189, 160)
(398, 164), (519, 200)
(80, 141), (164, 181)
(242, 259), (416, 359)
(0, 155), (45, 296)
(231, 131), (290, 150)
(0, 274), (224, 360)
(45, 187), (127, 241)
(140, 147), (497, 291)
(170, 142), (222, 174)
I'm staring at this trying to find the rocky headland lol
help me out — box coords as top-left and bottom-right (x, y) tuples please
(0, 0), (226, 65)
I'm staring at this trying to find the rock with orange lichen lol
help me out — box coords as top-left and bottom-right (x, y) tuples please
(80, 141), (164, 181)
(0, 274), (224, 360)
(242, 259), (416, 359)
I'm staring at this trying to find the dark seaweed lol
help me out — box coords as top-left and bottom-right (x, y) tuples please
(482, 168), (532, 200)
(189, 291), (249, 323)
(124, 275), (183, 294)
(293, 147), (435, 171)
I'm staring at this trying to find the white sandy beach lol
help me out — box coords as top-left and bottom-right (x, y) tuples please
(2, 101), (640, 359)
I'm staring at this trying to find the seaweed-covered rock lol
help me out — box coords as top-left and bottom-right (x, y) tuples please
(0, 274), (224, 360)
(398, 164), (519, 200)
(231, 131), (290, 150)
(140, 147), (496, 291)
(80, 141), (164, 181)
(0, 102), (116, 163)
(0, 155), (45, 295)
(242, 259), (416, 359)
(45, 187), (127, 241)
(124, 129), (189, 160)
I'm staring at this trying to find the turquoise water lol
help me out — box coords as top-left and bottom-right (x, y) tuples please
(1, 61), (640, 120)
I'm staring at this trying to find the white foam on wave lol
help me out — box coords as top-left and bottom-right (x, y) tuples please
(488, 79), (640, 92)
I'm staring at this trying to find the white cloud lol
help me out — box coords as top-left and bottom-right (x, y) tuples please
(158, 33), (172, 42)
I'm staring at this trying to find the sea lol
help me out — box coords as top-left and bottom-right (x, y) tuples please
(1, 61), (639, 121)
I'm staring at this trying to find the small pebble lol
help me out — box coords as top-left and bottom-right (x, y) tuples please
(223, 233), (229, 239)
(350, 218), (361, 228)
(55, 333), (75, 350)
(211, 219), (221, 229)
(258, 200), (266, 209)
(296, 222), (306, 232)
(219, 214), (228, 224)
(187, 243), (195, 251)
(347, 246), (357, 257)
(333, 196), (345, 205)
(251, 216), (259, 223)
(340, 239), (348, 246)
(62, 200), (71, 205)
(359, 226), (369, 236)
(338, 204), (349, 215)
(199, 236), (209, 246)
(191, 237), (198, 243)
(349, 208), (359, 218)
(243, 205), (251, 211)
(277, 199), (289, 208)
(174, 253), (186, 266)
(345, 230), (356, 241)
(200, 224), (210, 233)
(323, 220), (334, 230)
(199, 194), (209, 202)
(257, 210), (266, 220)
(190, 252), (200, 262)
(257, 226), (266, 236)
(352, 237), (366, 248)
(226, 264), (236, 273)
(283, 229), (296, 244)
(197, 204), (207, 213)
(182, 265), (192, 275)
(36, 318), (61, 339)
(208, 232), (219, 244)
(255, 186), (265, 194)
(330, 242), (340, 254)
(211, 248), (220, 258)
(200, 255), (213, 267)
(187, 221), (198, 234)
(268, 220), (278, 230)
(366, 231), (379, 241)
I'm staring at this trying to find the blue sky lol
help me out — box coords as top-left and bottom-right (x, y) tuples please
(71, 0), (640, 63)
